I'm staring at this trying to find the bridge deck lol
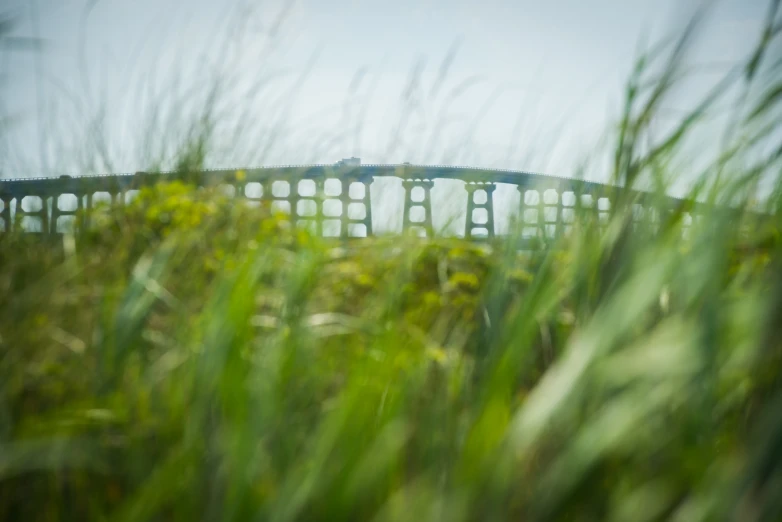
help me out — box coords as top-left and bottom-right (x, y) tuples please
(0, 164), (701, 239)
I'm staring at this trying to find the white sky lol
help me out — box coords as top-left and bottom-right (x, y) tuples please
(2, 0), (766, 172)
(0, 0), (770, 233)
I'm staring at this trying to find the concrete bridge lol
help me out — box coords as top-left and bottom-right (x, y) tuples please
(0, 159), (695, 240)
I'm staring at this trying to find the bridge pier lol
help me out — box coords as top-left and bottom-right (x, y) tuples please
(313, 179), (325, 236)
(291, 179), (325, 235)
(464, 182), (495, 239)
(1, 197), (12, 232)
(402, 179), (434, 237)
(518, 187), (545, 240)
(261, 180), (273, 207)
(358, 178), (373, 237)
(339, 177), (373, 238)
(255, 176), (374, 238)
(75, 193), (86, 233)
(289, 181), (301, 230)
(82, 193), (93, 231)
(49, 196), (60, 235)
(13, 195), (49, 234)
(49, 193), (81, 235)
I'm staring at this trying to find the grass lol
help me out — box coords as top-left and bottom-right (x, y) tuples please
(1, 3), (782, 521)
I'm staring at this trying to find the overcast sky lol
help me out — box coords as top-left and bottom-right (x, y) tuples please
(0, 0), (770, 234)
(1, 0), (767, 179)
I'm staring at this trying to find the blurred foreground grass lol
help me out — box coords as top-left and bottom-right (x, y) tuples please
(2, 5), (782, 521)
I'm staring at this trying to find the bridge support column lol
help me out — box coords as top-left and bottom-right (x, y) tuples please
(19, 195), (49, 234)
(516, 186), (527, 234)
(40, 197), (51, 235)
(402, 179), (433, 237)
(339, 177), (373, 238)
(290, 181), (300, 229)
(339, 181), (350, 238)
(518, 187), (544, 240)
(83, 193), (93, 231)
(49, 196), (60, 235)
(592, 190), (603, 229)
(314, 179), (325, 237)
(261, 180), (273, 208)
(75, 193), (86, 234)
(554, 190), (565, 240)
(537, 189), (546, 239)
(360, 177), (373, 237)
(1, 197), (11, 232)
(464, 182), (495, 239)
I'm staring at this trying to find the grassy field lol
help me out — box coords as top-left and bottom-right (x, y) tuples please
(2, 5), (782, 522)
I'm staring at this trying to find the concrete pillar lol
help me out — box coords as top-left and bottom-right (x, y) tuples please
(19, 195), (48, 234)
(314, 179), (325, 237)
(554, 190), (565, 240)
(50, 194), (62, 234)
(362, 178), (373, 237)
(76, 193), (85, 233)
(34, 196), (49, 235)
(289, 180), (300, 229)
(339, 180), (351, 238)
(517, 186), (528, 234)
(464, 182), (496, 239)
(338, 177), (373, 238)
(0, 197), (10, 232)
(261, 180), (273, 207)
(402, 179), (434, 237)
(537, 189), (546, 239)
(83, 193), (93, 231)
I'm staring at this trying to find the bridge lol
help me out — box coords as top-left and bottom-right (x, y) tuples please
(0, 159), (697, 240)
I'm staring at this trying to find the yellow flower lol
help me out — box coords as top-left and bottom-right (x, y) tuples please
(423, 291), (441, 306)
(355, 273), (374, 287)
(426, 347), (448, 364)
(450, 272), (480, 290)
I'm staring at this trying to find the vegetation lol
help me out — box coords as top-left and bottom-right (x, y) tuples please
(1, 4), (782, 521)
